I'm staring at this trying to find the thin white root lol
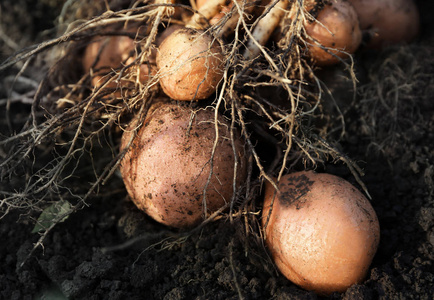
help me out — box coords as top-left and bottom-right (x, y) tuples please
(243, 0), (288, 59)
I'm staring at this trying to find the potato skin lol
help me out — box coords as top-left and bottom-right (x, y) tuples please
(304, 0), (362, 66)
(82, 25), (151, 92)
(120, 103), (247, 228)
(262, 171), (380, 295)
(156, 28), (224, 101)
(348, 0), (419, 48)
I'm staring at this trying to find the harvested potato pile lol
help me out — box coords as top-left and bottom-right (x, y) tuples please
(0, 0), (424, 297)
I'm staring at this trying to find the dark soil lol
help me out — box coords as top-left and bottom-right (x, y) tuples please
(1, 1), (433, 299)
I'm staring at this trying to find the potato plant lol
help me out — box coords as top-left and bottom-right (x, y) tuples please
(0, 0), (421, 295)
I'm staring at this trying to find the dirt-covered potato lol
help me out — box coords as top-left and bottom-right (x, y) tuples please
(156, 28), (225, 101)
(304, 0), (362, 66)
(119, 103), (247, 228)
(348, 0), (420, 48)
(82, 25), (151, 89)
(262, 171), (380, 295)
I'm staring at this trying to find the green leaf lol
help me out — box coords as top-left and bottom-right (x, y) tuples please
(32, 200), (73, 233)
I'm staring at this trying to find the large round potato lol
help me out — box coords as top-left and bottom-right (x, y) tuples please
(262, 171), (380, 295)
(120, 103), (247, 228)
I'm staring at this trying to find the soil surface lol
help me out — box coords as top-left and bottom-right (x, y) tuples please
(1, 1), (433, 299)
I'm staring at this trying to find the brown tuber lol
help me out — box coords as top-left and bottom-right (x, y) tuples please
(119, 102), (247, 228)
(303, 0), (362, 66)
(156, 28), (225, 101)
(262, 171), (380, 295)
(82, 25), (151, 92)
(348, 0), (420, 49)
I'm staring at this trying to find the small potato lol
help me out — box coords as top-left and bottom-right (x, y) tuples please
(303, 0), (362, 66)
(156, 28), (224, 101)
(348, 0), (420, 48)
(82, 25), (151, 90)
(120, 103), (247, 228)
(262, 171), (380, 295)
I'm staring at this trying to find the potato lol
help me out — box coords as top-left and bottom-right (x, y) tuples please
(82, 25), (151, 90)
(303, 0), (362, 66)
(119, 103), (247, 228)
(348, 0), (420, 48)
(262, 171), (380, 295)
(156, 28), (224, 101)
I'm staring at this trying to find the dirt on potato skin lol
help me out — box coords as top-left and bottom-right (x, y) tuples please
(1, 1), (434, 299)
